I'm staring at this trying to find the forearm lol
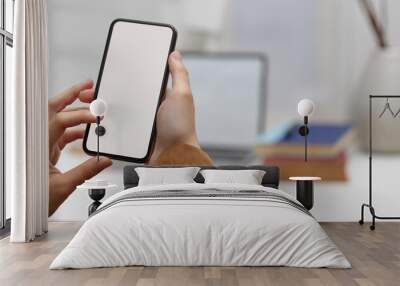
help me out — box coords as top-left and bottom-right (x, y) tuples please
(150, 143), (213, 166)
(49, 177), (72, 216)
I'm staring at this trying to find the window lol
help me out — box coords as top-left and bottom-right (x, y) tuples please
(0, 0), (14, 232)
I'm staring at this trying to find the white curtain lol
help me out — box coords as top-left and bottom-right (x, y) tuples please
(8, 0), (49, 242)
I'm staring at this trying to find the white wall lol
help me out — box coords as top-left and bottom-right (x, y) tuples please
(47, 0), (318, 126)
(48, 0), (400, 221)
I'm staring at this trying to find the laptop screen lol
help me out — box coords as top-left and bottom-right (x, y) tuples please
(182, 52), (267, 152)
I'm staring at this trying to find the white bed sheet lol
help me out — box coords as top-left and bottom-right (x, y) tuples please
(50, 183), (350, 269)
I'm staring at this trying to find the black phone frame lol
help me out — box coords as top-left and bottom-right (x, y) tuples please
(83, 18), (177, 163)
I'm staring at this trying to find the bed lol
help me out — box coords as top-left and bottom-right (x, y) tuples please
(50, 165), (350, 269)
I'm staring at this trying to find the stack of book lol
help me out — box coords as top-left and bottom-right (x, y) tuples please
(255, 123), (353, 181)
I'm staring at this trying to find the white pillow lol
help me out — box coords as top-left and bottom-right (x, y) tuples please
(135, 167), (200, 186)
(200, 169), (266, 185)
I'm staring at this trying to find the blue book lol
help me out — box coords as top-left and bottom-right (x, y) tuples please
(283, 123), (352, 145)
(256, 123), (353, 157)
(256, 121), (294, 144)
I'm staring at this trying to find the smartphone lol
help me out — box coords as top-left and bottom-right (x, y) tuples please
(83, 19), (177, 162)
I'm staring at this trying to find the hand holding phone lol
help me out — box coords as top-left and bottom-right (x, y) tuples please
(149, 51), (200, 162)
(83, 19), (177, 162)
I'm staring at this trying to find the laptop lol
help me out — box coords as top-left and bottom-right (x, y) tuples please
(182, 52), (267, 161)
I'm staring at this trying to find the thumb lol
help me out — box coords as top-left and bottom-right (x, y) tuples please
(64, 156), (113, 189)
(168, 51), (191, 96)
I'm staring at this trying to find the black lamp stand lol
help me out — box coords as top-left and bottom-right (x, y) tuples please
(94, 116), (106, 162)
(88, 188), (105, 216)
(298, 116), (309, 162)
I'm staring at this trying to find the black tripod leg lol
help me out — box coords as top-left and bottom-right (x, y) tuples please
(369, 206), (376, 231)
(359, 204), (365, 225)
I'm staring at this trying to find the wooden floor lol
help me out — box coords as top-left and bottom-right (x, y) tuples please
(0, 222), (399, 286)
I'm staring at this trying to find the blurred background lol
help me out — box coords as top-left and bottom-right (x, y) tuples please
(47, 0), (400, 221)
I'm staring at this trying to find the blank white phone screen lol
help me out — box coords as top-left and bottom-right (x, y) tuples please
(86, 21), (174, 160)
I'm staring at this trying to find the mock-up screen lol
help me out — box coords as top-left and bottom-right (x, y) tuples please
(85, 20), (175, 161)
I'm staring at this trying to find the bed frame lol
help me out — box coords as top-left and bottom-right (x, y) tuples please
(123, 165), (280, 189)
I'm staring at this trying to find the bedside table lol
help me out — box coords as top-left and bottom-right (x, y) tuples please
(289, 177), (321, 210)
(77, 180), (118, 216)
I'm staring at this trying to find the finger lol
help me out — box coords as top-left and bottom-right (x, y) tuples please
(78, 89), (95, 103)
(62, 107), (104, 122)
(49, 80), (93, 112)
(58, 128), (85, 150)
(168, 51), (191, 96)
(56, 109), (97, 129)
(62, 107), (89, 113)
(63, 157), (113, 189)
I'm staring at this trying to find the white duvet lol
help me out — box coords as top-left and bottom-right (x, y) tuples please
(50, 183), (350, 269)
